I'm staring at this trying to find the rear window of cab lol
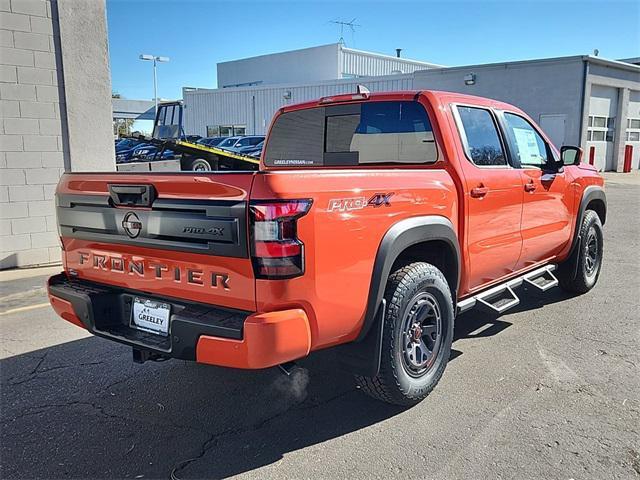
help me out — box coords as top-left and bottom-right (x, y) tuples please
(264, 100), (438, 167)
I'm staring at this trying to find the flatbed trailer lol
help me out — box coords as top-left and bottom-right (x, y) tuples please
(118, 101), (261, 172)
(130, 133), (261, 171)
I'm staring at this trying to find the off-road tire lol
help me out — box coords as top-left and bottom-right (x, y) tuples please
(356, 262), (454, 406)
(557, 210), (603, 294)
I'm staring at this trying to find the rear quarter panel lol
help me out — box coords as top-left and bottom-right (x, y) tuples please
(251, 169), (458, 350)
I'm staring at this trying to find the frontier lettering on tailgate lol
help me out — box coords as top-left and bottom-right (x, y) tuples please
(78, 251), (230, 289)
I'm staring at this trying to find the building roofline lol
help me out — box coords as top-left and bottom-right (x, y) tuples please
(413, 54), (640, 74)
(183, 72), (415, 96)
(586, 55), (640, 72)
(216, 42), (444, 68)
(216, 43), (341, 66)
(339, 45), (445, 68)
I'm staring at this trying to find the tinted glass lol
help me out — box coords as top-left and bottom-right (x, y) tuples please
(503, 113), (549, 167)
(264, 101), (437, 167)
(456, 106), (506, 166)
(153, 104), (180, 139)
(357, 101), (432, 134)
(219, 137), (238, 148)
(593, 117), (606, 128)
(326, 114), (360, 153)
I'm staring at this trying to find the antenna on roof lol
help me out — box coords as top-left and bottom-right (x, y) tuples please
(330, 18), (360, 46)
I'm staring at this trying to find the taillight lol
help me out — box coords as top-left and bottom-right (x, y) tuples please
(249, 199), (312, 279)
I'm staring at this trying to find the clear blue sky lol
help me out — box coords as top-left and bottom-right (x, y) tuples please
(107, 0), (640, 101)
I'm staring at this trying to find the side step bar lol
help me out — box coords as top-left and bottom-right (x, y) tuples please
(457, 265), (558, 315)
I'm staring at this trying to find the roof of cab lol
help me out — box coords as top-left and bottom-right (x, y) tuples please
(280, 89), (520, 114)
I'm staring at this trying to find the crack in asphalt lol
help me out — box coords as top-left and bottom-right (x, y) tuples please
(7, 361), (106, 386)
(9, 397), (217, 444)
(169, 388), (356, 479)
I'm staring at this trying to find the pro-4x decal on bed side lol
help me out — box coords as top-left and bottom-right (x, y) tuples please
(328, 193), (394, 212)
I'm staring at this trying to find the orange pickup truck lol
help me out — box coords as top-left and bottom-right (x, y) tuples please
(48, 89), (606, 405)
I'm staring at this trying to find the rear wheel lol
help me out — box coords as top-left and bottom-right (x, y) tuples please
(356, 262), (454, 406)
(182, 157), (212, 171)
(190, 158), (212, 171)
(558, 210), (603, 294)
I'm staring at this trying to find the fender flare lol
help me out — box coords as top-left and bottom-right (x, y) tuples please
(356, 215), (460, 342)
(568, 186), (607, 258)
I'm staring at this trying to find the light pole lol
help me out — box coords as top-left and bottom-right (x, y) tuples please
(139, 54), (170, 117)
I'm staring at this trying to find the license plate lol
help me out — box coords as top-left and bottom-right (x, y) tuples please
(130, 297), (171, 336)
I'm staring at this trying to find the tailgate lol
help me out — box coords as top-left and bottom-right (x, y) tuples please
(56, 172), (256, 311)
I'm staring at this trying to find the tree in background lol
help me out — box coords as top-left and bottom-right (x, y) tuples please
(112, 92), (135, 137)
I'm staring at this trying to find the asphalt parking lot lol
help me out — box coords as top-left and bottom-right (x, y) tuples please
(1, 177), (639, 480)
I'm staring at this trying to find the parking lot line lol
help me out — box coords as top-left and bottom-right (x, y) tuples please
(0, 302), (50, 316)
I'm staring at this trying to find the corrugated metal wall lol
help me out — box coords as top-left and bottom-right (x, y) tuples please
(341, 48), (439, 77)
(183, 75), (415, 136)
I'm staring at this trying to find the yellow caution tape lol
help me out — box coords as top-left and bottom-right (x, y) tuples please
(175, 141), (261, 165)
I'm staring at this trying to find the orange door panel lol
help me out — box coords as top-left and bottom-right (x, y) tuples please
(463, 168), (524, 290)
(496, 110), (575, 270)
(516, 169), (573, 269)
(451, 104), (524, 292)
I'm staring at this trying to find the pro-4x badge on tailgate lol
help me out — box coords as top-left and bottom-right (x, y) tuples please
(328, 193), (394, 212)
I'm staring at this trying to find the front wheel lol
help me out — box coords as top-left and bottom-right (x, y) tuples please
(558, 210), (604, 294)
(356, 262), (454, 406)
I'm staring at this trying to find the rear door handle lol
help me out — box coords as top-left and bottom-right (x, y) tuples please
(470, 185), (489, 198)
(524, 181), (537, 192)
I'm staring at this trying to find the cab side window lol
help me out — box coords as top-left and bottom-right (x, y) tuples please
(456, 106), (507, 166)
(502, 113), (550, 168)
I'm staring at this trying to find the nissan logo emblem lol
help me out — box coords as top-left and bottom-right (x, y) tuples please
(122, 211), (142, 238)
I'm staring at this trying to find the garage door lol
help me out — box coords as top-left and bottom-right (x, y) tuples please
(587, 85), (618, 171)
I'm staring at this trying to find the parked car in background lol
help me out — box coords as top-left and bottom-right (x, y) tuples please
(185, 135), (202, 143)
(132, 145), (175, 161)
(115, 143), (151, 163)
(115, 138), (143, 153)
(141, 148), (176, 161)
(217, 136), (265, 152)
(216, 136), (242, 150)
(236, 140), (263, 157)
(228, 136), (264, 152)
(196, 136), (227, 147)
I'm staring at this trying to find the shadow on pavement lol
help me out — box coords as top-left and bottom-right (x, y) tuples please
(0, 336), (404, 479)
(0, 285), (577, 479)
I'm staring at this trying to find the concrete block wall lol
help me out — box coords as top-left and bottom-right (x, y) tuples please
(1, 0), (65, 269)
(0, 0), (114, 270)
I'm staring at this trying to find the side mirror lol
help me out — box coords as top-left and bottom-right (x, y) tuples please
(561, 146), (583, 166)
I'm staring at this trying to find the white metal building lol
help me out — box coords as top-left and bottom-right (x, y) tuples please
(184, 73), (415, 137)
(216, 43), (441, 88)
(184, 48), (640, 172)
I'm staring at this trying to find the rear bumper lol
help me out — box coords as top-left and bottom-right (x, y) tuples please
(47, 273), (311, 369)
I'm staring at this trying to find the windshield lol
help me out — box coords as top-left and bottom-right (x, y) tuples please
(218, 137), (238, 148)
(116, 139), (136, 149)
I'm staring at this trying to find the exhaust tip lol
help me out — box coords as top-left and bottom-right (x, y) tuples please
(278, 361), (297, 376)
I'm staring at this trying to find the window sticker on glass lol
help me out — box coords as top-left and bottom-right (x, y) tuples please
(512, 127), (544, 165)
